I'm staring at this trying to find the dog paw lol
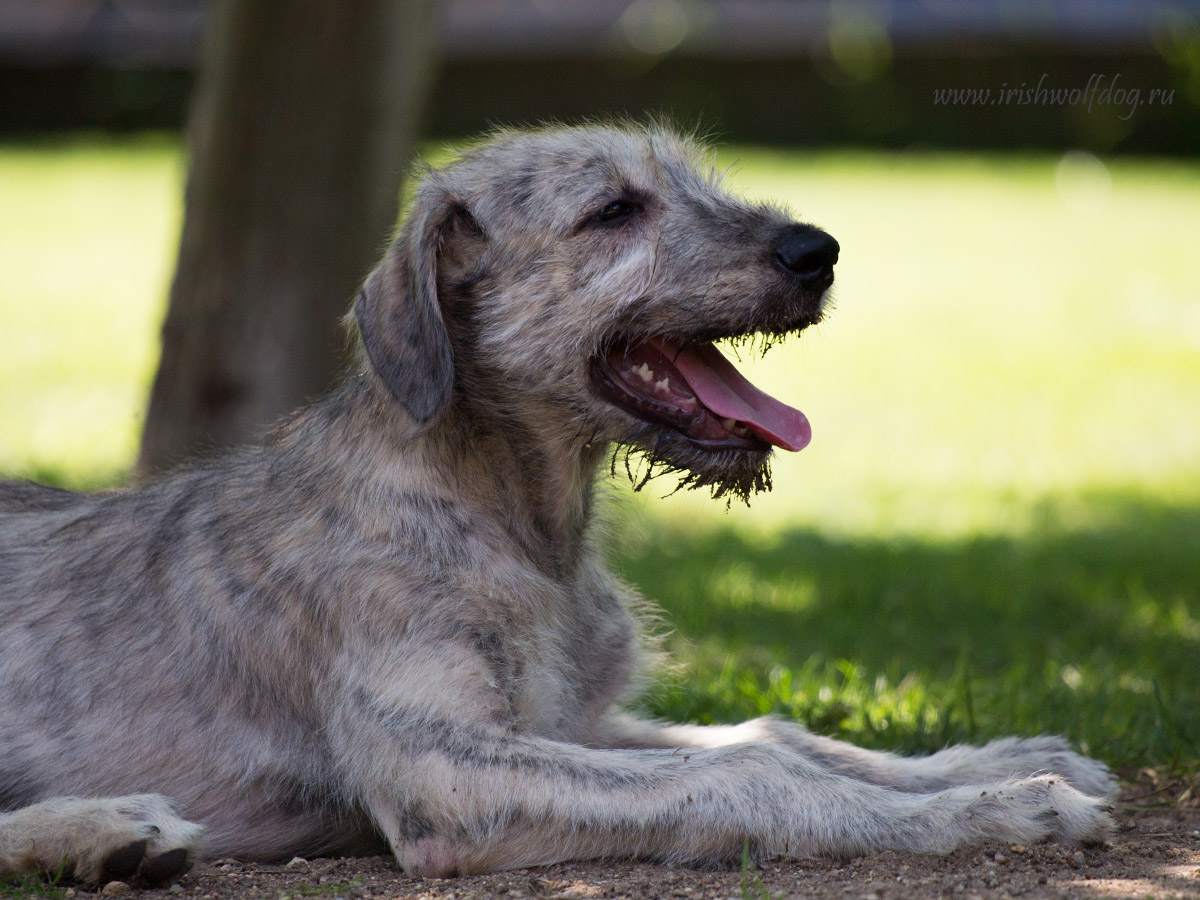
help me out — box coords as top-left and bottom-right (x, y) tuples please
(977, 736), (1119, 800)
(971, 775), (1113, 847)
(1, 794), (203, 885)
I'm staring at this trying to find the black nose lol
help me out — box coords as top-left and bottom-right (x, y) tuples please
(774, 226), (839, 288)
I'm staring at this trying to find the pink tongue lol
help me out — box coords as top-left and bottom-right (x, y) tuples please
(654, 338), (812, 452)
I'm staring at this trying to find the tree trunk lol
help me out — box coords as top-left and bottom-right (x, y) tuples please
(138, 0), (438, 474)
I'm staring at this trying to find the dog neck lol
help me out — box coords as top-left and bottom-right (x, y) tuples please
(431, 388), (608, 580)
(310, 373), (609, 581)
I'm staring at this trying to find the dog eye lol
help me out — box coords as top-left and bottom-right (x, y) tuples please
(595, 200), (642, 224)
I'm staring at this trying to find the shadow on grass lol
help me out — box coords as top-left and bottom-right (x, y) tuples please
(615, 490), (1200, 770)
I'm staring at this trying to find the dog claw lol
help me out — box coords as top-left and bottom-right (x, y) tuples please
(96, 838), (190, 886)
(99, 839), (147, 882)
(141, 848), (192, 885)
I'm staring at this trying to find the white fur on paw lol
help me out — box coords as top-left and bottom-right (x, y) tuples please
(972, 775), (1113, 846)
(0, 794), (204, 883)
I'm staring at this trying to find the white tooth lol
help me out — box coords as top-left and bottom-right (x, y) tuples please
(635, 363), (654, 383)
(679, 397), (697, 410)
(721, 417), (737, 431)
(654, 377), (670, 393)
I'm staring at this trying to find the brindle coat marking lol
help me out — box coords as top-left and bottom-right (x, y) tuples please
(0, 125), (1114, 883)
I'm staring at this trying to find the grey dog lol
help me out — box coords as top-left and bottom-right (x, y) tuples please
(0, 124), (1115, 884)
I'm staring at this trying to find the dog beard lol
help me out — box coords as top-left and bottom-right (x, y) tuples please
(611, 431), (773, 506)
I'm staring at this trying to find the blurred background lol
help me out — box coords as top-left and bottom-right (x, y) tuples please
(1, 0), (1198, 775)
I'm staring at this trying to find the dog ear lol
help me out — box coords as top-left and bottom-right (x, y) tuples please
(355, 185), (462, 430)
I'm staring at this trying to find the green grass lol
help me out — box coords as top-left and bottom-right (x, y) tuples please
(1, 136), (1198, 771)
(0, 864), (68, 899)
(619, 487), (1200, 768)
(0, 135), (181, 488)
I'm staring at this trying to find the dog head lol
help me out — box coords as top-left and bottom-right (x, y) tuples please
(355, 124), (837, 502)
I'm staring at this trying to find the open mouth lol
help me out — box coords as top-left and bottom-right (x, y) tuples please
(590, 336), (811, 453)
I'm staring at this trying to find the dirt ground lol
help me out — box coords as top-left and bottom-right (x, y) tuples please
(70, 772), (1200, 900)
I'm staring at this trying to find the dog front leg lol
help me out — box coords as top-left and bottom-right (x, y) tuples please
(335, 706), (1111, 877)
(590, 713), (1116, 800)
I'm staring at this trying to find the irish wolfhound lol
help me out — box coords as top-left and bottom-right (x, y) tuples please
(0, 124), (1114, 885)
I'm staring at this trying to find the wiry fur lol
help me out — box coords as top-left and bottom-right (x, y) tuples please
(0, 124), (1114, 883)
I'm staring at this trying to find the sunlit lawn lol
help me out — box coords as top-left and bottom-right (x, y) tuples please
(0, 136), (181, 487)
(1, 137), (1197, 770)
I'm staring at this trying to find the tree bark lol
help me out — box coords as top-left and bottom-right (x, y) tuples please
(138, 0), (438, 474)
